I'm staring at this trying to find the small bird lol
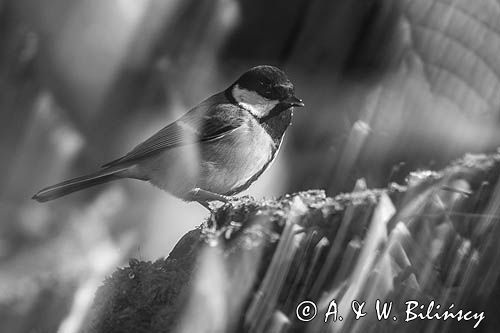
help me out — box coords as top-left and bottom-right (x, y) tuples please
(33, 65), (304, 208)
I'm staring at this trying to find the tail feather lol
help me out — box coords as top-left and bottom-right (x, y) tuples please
(32, 168), (126, 202)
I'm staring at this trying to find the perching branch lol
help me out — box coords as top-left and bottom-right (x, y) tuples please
(84, 152), (500, 333)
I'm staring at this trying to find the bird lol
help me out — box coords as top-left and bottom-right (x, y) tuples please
(32, 65), (304, 209)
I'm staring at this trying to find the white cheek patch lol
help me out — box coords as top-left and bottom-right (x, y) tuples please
(232, 84), (279, 118)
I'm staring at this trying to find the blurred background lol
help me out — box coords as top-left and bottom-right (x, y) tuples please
(1, 0), (500, 332)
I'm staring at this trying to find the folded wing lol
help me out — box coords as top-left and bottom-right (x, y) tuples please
(102, 94), (244, 168)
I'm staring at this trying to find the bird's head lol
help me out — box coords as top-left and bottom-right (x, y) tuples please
(228, 65), (304, 118)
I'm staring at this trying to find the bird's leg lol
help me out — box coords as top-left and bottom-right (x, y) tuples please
(197, 200), (212, 211)
(191, 188), (230, 202)
(189, 188), (233, 230)
(188, 188), (230, 211)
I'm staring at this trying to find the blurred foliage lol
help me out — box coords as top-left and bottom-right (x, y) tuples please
(1, 0), (500, 332)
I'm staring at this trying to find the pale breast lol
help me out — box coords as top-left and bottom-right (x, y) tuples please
(198, 119), (277, 194)
(135, 117), (278, 198)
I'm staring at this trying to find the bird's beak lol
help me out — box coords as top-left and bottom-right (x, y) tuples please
(282, 96), (305, 107)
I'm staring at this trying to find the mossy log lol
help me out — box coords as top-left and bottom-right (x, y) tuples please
(84, 152), (500, 333)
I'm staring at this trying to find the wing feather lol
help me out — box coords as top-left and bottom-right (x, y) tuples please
(102, 93), (244, 168)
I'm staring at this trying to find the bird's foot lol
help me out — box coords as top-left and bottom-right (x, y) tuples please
(190, 188), (229, 203)
(189, 188), (235, 213)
